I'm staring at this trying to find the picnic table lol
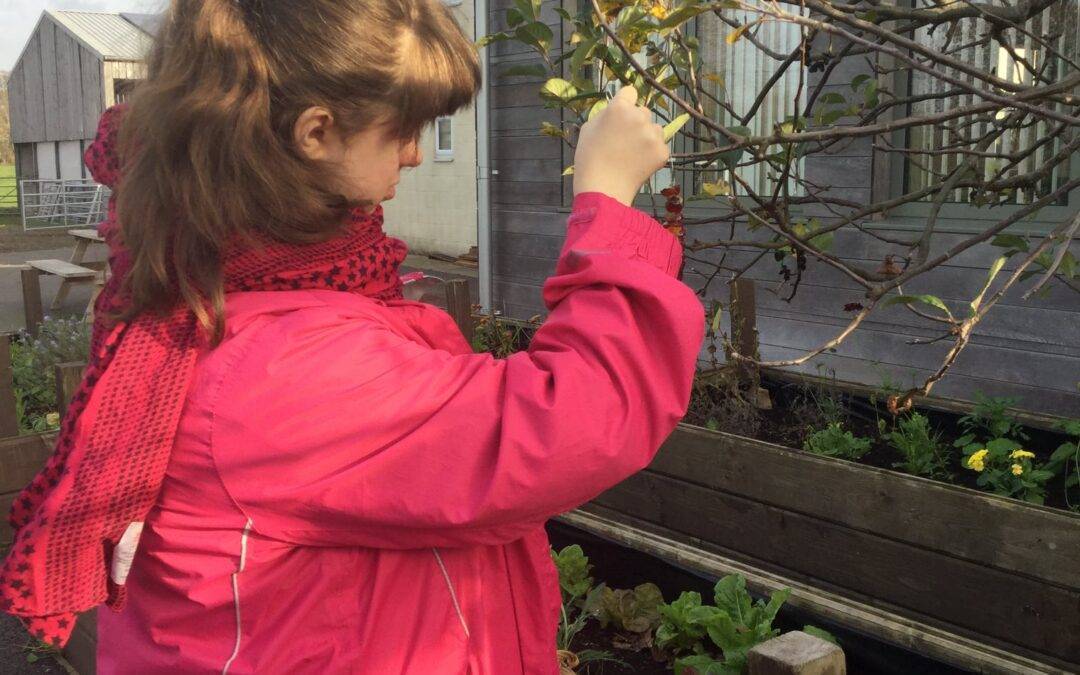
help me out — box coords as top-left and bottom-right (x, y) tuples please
(20, 228), (109, 334)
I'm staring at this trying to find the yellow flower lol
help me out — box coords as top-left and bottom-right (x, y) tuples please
(966, 449), (989, 472)
(649, 1), (668, 19)
(1010, 449), (1035, 460)
(1011, 463), (1024, 476)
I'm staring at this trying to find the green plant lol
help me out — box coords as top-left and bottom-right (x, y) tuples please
(470, 310), (539, 358)
(549, 546), (624, 671)
(551, 544), (593, 604)
(658, 575), (834, 674)
(1043, 419), (1080, 511)
(961, 438), (1055, 504)
(882, 413), (950, 478)
(596, 582), (665, 650)
(955, 393), (1029, 447)
(10, 316), (91, 433)
(803, 423), (872, 461)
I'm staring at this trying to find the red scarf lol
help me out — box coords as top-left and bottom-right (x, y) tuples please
(0, 105), (408, 646)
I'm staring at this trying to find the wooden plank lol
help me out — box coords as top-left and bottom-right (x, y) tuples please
(40, 20), (61, 141)
(491, 181), (562, 206)
(493, 251), (556, 283)
(490, 159), (563, 182)
(490, 135), (563, 160)
(492, 208), (569, 236)
(493, 276), (545, 308)
(804, 155), (873, 190)
(444, 280), (475, 344)
(0, 493), (15, 549)
(26, 259), (98, 278)
(80, 47), (104, 139)
(564, 508), (1072, 675)
(19, 32), (47, 142)
(490, 82), (546, 108)
(491, 106), (559, 132)
(651, 425), (1080, 588)
(0, 435), (53, 493)
(747, 631), (846, 675)
(54, 363), (85, 421)
(0, 336), (19, 438)
(21, 269), (44, 338)
(592, 470), (1080, 664)
(68, 228), (105, 242)
(54, 29), (83, 140)
(492, 230), (564, 259)
(7, 67), (26, 145)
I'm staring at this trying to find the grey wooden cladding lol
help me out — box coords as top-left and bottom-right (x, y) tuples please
(9, 13), (110, 143)
(586, 426), (1080, 668)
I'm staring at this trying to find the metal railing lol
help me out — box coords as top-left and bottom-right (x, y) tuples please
(19, 179), (110, 230)
(0, 176), (17, 213)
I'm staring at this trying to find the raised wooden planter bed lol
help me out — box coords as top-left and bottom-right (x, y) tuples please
(579, 423), (1080, 673)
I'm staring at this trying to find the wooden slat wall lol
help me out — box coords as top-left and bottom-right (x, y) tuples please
(485, 6), (1080, 416)
(9, 15), (107, 145)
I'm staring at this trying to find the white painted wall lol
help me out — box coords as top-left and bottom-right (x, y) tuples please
(58, 140), (85, 179)
(380, 0), (478, 257)
(35, 141), (57, 180)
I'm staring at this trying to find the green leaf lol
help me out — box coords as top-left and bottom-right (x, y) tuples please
(819, 92), (846, 105)
(713, 575), (752, 624)
(991, 234), (1029, 252)
(803, 625), (838, 644)
(587, 99), (608, 121)
(851, 74), (871, 91)
(541, 77), (578, 100)
(476, 32), (513, 49)
(664, 113), (692, 142)
(702, 180), (731, 197)
(515, 21), (553, 55)
(971, 256), (1007, 314)
(882, 294), (953, 319)
(506, 7), (526, 27)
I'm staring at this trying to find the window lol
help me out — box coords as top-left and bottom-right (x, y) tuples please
(898, 0), (1079, 222)
(434, 116), (453, 161)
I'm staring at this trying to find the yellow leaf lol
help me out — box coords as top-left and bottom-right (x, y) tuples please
(587, 99), (609, 121)
(562, 165), (575, 175)
(663, 113), (691, 141)
(726, 24), (749, 45)
(701, 180), (730, 197)
(703, 73), (724, 87)
(542, 77), (577, 100)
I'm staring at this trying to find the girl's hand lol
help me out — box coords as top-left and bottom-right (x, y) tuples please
(572, 86), (670, 207)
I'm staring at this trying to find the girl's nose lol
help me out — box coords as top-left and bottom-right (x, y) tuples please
(401, 138), (423, 167)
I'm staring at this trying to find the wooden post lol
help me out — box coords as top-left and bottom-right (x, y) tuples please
(728, 279), (771, 408)
(0, 335), (19, 438)
(54, 362), (86, 422)
(21, 268), (44, 338)
(747, 631), (846, 675)
(445, 279), (475, 345)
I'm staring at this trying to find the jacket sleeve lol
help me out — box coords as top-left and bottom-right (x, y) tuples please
(211, 192), (705, 548)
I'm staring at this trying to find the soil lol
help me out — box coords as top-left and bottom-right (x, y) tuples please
(0, 214), (73, 254)
(686, 371), (1078, 511)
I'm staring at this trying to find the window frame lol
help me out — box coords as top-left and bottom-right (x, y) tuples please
(434, 116), (454, 162)
(872, 1), (1079, 235)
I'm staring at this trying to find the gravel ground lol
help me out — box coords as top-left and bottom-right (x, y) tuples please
(0, 614), (71, 674)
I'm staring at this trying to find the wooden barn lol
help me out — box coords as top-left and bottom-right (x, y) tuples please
(479, 0), (1080, 418)
(7, 11), (156, 188)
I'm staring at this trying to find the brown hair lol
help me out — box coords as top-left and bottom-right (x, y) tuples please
(117, 0), (481, 343)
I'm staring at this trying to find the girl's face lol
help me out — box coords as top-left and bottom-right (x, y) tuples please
(336, 124), (424, 213)
(294, 107), (424, 213)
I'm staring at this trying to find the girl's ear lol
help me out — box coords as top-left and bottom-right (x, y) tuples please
(294, 107), (339, 161)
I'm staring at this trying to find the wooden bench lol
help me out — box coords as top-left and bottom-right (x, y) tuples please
(21, 260), (102, 336)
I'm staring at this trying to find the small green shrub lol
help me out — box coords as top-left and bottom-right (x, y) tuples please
(955, 393), (1028, 446)
(803, 423), (872, 460)
(10, 316), (91, 433)
(961, 438), (1054, 504)
(883, 413), (950, 478)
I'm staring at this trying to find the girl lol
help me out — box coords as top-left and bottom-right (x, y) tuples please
(1, 0), (703, 672)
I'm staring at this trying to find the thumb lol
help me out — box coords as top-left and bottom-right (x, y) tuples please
(614, 85), (638, 104)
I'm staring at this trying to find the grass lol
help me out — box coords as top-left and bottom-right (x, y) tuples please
(0, 165), (15, 210)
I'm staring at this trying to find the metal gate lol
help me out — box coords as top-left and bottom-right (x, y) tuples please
(19, 179), (110, 230)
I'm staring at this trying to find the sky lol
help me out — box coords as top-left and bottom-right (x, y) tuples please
(1, 0), (161, 71)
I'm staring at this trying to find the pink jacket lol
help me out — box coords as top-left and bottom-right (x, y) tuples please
(88, 192), (704, 673)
